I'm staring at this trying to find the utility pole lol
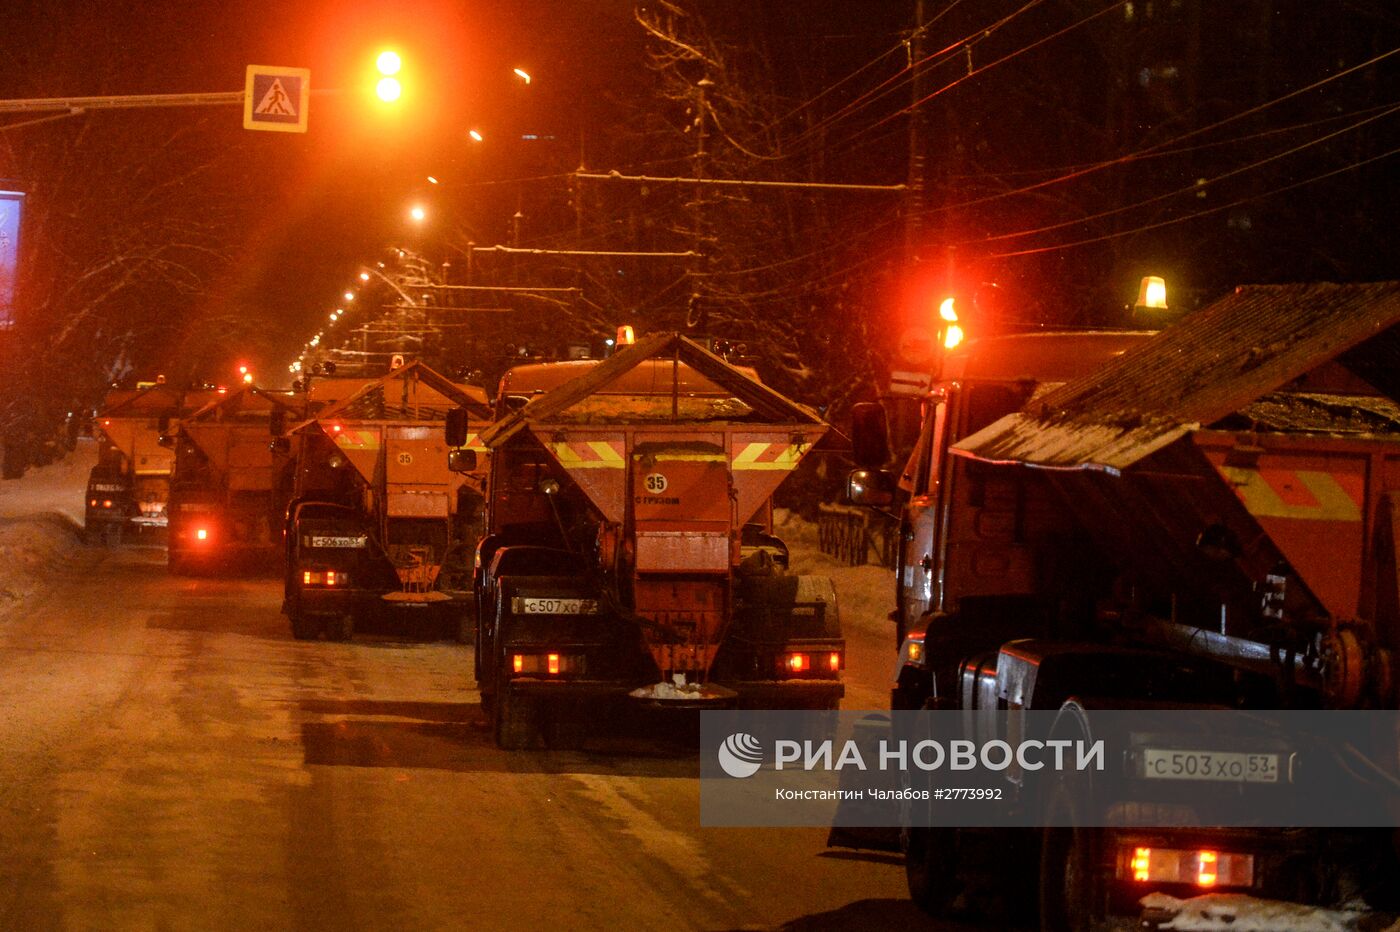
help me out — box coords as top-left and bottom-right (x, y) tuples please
(905, 0), (929, 268)
(688, 78), (713, 332)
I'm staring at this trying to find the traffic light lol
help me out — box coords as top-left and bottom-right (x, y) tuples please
(375, 50), (402, 103)
(938, 298), (964, 350)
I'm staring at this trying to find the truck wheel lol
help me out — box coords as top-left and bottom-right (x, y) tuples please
(493, 687), (538, 750)
(290, 611), (319, 641)
(904, 826), (961, 917)
(1039, 773), (1104, 932)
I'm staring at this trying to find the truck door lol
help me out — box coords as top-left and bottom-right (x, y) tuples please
(898, 392), (950, 639)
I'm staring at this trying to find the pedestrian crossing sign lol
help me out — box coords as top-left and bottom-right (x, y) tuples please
(243, 65), (310, 133)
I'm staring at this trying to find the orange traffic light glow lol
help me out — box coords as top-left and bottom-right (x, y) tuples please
(375, 50), (403, 103)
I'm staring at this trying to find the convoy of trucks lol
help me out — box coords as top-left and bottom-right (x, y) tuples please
(846, 281), (1400, 928)
(81, 281), (1400, 926)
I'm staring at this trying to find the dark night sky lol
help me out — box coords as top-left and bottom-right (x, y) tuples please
(3, 1), (1397, 389)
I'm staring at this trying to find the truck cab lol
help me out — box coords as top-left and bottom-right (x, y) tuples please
(852, 331), (1153, 689)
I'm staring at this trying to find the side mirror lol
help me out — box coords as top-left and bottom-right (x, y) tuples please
(157, 414), (172, 435)
(850, 402), (891, 469)
(269, 409), (286, 437)
(447, 449), (477, 473)
(445, 408), (469, 448)
(846, 468), (896, 507)
(269, 436), (292, 456)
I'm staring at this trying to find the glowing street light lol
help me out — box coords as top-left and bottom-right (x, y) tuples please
(359, 271), (370, 282)
(513, 68), (532, 84)
(468, 129), (483, 142)
(344, 291), (355, 301)
(409, 204), (427, 223)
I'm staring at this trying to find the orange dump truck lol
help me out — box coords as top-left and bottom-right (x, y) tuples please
(166, 385), (298, 573)
(462, 333), (844, 749)
(847, 282), (1400, 926)
(282, 361), (491, 641)
(89, 383), (217, 543)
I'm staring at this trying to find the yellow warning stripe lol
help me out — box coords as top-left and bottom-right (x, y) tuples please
(549, 441), (626, 469)
(731, 442), (804, 471)
(1219, 466), (1362, 522)
(650, 453), (728, 463)
(333, 427), (380, 450)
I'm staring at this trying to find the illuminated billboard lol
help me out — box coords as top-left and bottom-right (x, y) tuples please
(0, 190), (21, 330)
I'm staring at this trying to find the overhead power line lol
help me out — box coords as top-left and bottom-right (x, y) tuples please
(574, 171), (904, 192)
(467, 244), (699, 258)
(986, 144), (1400, 257)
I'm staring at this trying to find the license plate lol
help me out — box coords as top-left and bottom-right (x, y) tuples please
(1140, 748), (1280, 783)
(517, 597), (598, 615)
(309, 535), (367, 549)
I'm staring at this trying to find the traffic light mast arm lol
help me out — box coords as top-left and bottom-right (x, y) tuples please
(0, 88), (341, 115)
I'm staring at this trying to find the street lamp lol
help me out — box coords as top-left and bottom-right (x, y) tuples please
(409, 204), (427, 223)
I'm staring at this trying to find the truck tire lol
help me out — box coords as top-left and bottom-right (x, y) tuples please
(904, 826), (961, 917)
(1038, 772), (1105, 932)
(493, 686), (538, 750)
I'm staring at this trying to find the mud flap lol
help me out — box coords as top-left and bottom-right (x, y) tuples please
(826, 712), (901, 851)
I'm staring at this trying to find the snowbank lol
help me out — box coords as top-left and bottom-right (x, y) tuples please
(0, 442), (94, 617)
(0, 437), (95, 526)
(1143, 892), (1396, 932)
(0, 515), (85, 615)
